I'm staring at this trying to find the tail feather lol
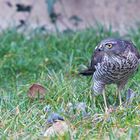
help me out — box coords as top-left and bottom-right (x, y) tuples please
(79, 68), (94, 76)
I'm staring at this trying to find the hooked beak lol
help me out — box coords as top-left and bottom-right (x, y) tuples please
(98, 44), (103, 51)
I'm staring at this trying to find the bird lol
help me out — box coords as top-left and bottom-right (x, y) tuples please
(79, 38), (140, 112)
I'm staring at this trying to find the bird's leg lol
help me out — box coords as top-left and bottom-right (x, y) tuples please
(118, 88), (122, 107)
(116, 87), (123, 109)
(102, 89), (108, 112)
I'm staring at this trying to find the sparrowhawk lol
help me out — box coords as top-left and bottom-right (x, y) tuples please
(80, 38), (140, 112)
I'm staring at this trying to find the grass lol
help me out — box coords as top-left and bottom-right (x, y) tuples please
(0, 26), (140, 139)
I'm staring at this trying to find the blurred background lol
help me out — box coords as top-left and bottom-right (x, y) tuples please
(1, 0), (140, 34)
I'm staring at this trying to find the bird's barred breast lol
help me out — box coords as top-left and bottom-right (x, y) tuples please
(93, 52), (139, 84)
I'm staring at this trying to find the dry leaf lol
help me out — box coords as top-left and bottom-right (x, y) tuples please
(15, 106), (20, 115)
(28, 83), (46, 99)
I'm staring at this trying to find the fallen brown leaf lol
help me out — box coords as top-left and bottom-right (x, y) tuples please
(28, 83), (46, 99)
(15, 106), (20, 115)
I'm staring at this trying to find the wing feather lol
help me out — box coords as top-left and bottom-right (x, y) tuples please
(79, 49), (104, 76)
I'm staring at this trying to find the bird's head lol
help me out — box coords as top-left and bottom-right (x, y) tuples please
(95, 38), (127, 56)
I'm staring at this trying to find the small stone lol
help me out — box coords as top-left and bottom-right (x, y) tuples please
(76, 102), (87, 116)
(47, 113), (64, 124)
(126, 88), (135, 105)
(76, 102), (86, 111)
(43, 105), (52, 113)
(66, 102), (74, 112)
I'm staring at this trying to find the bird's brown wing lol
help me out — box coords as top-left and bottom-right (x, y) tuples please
(79, 49), (104, 76)
(124, 40), (140, 59)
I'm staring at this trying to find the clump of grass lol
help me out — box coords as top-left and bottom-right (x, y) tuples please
(0, 27), (140, 139)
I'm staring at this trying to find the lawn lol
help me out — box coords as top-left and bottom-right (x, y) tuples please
(0, 27), (140, 139)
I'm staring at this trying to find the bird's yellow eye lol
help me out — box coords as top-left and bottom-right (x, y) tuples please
(106, 43), (112, 49)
